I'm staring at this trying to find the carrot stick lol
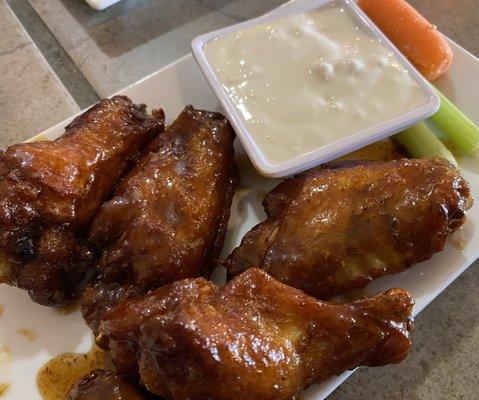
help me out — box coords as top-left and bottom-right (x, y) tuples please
(358, 0), (453, 81)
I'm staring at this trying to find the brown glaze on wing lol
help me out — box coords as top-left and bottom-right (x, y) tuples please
(66, 370), (155, 400)
(100, 278), (213, 377)
(82, 106), (236, 338)
(81, 282), (144, 348)
(0, 96), (164, 306)
(227, 158), (472, 299)
(99, 268), (413, 400)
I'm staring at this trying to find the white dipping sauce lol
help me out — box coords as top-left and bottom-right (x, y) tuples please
(205, 5), (427, 165)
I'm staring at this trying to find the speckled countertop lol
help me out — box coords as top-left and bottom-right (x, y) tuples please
(1, 0), (478, 398)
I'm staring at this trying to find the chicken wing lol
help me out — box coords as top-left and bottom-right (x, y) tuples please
(227, 158), (472, 299)
(82, 106), (236, 338)
(98, 268), (413, 400)
(66, 370), (155, 400)
(0, 96), (164, 306)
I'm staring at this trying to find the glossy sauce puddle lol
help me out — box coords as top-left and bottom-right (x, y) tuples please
(0, 383), (10, 397)
(336, 139), (405, 161)
(36, 343), (110, 400)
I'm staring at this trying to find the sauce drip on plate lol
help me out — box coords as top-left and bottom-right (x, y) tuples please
(36, 343), (109, 400)
(17, 328), (38, 342)
(0, 383), (10, 397)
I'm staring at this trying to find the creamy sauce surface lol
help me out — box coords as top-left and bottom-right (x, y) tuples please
(205, 4), (427, 164)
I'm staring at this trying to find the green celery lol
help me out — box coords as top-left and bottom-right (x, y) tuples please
(395, 122), (457, 166)
(430, 88), (479, 155)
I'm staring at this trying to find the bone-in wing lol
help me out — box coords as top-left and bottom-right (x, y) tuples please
(0, 96), (164, 306)
(66, 370), (155, 400)
(98, 268), (413, 400)
(227, 158), (472, 299)
(82, 106), (236, 337)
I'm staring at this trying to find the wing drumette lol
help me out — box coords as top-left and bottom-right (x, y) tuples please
(227, 158), (472, 299)
(81, 106), (236, 338)
(98, 268), (413, 400)
(0, 96), (164, 306)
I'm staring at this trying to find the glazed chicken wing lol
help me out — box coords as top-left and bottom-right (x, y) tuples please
(227, 158), (472, 299)
(66, 370), (155, 400)
(98, 268), (413, 400)
(0, 96), (164, 306)
(82, 106), (236, 337)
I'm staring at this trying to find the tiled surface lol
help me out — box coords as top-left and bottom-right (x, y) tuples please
(6, 0), (99, 109)
(0, 1), (79, 148)
(409, 0), (479, 56)
(27, 0), (286, 97)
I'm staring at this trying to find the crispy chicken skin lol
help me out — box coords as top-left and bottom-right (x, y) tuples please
(227, 158), (472, 299)
(66, 370), (155, 400)
(82, 106), (236, 338)
(98, 268), (413, 400)
(0, 96), (164, 306)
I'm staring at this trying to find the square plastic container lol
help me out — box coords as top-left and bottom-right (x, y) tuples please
(192, 0), (440, 177)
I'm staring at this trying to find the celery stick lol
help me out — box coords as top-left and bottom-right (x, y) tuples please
(430, 88), (479, 155)
(395, 122), (457, 166)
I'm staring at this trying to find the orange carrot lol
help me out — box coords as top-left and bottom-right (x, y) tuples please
(358, 0), (453, 81)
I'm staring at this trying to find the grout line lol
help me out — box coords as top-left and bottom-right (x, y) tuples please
(6, 0), (100, 109)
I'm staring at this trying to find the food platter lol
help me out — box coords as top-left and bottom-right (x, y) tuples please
(0, 3), (478, 400)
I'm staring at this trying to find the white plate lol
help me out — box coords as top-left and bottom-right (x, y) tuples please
(0, 28), (478, 400)
(84, 0), (121, 11)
